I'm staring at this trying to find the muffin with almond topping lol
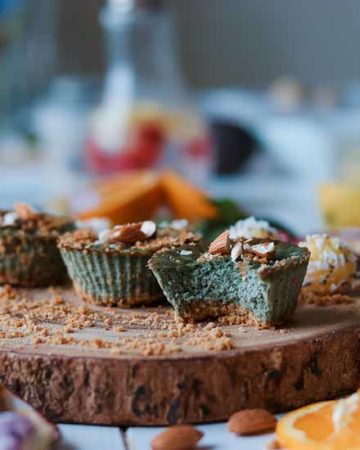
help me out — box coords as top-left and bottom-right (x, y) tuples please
(0, 203), (75, 286)
(149, 218), (309, 326)
(58, 220), (200, 307)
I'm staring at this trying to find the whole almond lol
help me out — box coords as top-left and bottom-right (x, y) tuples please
(100, 221), (156, 244)
(209, 230), (230, 255)
(151, 425), (203, 449)
(266, 440), (282, 449)
(228, 409), (276, 435)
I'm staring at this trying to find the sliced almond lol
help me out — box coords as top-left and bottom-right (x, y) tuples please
(251, 242), (275, 257)
(151, 425), (203, 449)
(231, 241), (243, 261)
(209, 230), (230, 255)
(99, 221), (156, 244)
(228, 408), (276, 435)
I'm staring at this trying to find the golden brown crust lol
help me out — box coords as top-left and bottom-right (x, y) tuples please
(0, 210), (73, 235)
(176, 301), (284, 329)
(74, 283), (164, 308)
(58, 227), (200, 255)
(299, 287), (353, 306)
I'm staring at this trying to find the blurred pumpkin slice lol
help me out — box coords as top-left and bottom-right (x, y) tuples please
(277, 390), (360, 450)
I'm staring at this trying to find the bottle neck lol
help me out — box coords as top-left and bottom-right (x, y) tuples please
(100, 5), (186, 105)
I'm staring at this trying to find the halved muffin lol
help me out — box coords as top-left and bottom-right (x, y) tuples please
(149, 224), (309, 326)
(0, 203), (75, 286)
(59, 220), (200, 307)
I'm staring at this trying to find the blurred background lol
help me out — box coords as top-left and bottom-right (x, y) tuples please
(2, 0), (360, 234)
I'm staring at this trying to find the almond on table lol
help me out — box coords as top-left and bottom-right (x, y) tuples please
(151, 425), (203, 449)
(228, 408), (277, 435)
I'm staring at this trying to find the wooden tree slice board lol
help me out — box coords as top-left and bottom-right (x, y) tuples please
(0, 287), (360, 426)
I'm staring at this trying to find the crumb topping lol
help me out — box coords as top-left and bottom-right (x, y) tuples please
(208, 218), (287, 266)
(0, 203), (74, 235)
(299, 290), (353, 306)
(206, 237), (280, 265)
(59, 225), (200, 255)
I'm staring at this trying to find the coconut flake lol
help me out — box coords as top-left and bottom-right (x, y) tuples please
(98, 229), (113, 243)
(229, 217), (278, 241)
(1, 212), (18, 226)
(251, 241), (275, 255)
(180, 249), (192, 256)
(140, 221), (156, 238)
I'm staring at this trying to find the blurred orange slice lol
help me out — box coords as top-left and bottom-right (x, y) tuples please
(74, 170), (217, 224)
(161, 170), (217, 221)
(277, 391), (360, 450)
(77, 172), (162, 224)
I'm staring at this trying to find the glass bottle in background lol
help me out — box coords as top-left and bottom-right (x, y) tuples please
(86, 0), (213, 185)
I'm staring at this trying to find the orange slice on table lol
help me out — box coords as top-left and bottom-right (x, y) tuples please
(277, 391), (360, 450)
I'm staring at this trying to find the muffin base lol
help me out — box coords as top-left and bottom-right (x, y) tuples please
(60, 248), (163, 307)
(0, 238), (69, 287)
(74, 283), (163, 307)
(176, 299), (297, 328)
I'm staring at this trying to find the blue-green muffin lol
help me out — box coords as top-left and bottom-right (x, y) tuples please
(149, 232), (310, 326)
(0, 203), (75, 287)
(58, 221), (201, 307)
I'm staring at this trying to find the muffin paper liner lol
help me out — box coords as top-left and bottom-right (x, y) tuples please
(60, 248), (163, 306)
(0, 231), (69, 287)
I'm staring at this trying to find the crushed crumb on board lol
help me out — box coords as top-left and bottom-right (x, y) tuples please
(299, 290), (353, 306)
(0, 285), (244, 356)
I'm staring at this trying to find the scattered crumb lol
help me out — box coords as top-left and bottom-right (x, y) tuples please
(0, 287), (241, 356)
(299, 290), (353, 306)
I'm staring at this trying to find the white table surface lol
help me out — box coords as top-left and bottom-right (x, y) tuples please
(57, 422), (277, 449)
